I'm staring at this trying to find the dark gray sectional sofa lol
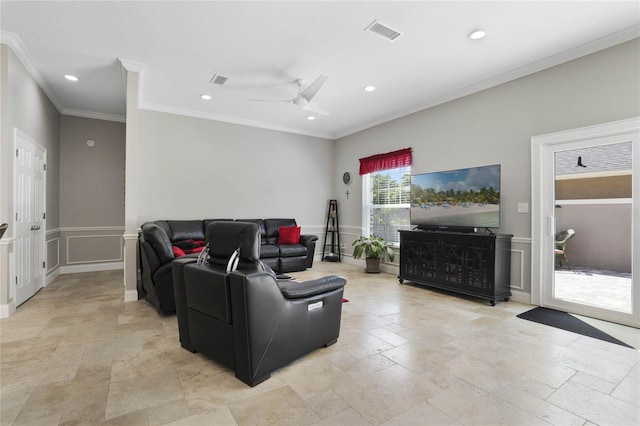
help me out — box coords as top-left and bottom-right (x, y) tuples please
(138, 218), (318, 315)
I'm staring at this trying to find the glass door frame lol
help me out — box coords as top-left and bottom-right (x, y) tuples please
(531, 117), (639, 328)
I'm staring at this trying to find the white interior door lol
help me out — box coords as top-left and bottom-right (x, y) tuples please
(532, 118), (639, 328)
(14, 130), (46, 306)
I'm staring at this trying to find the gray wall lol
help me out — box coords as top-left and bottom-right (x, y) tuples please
(135, 110), (335, 230)
(334, 38), (640, 297)
(58, 115), (126, 268)
(0, 44), (60, 311)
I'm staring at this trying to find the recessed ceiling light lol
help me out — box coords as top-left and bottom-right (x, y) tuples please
(306, 116), (316, 121)
(64, 74), (79, 82)
(468, 29), (486, 40)
(200, 94), (212, 100)
(364, 85), (376, 92)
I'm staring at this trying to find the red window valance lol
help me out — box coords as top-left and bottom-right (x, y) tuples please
(359, 148), (412, 175)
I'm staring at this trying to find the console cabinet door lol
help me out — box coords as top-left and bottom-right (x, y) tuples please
(400, 233), (439, 282)
(462, 237), (495, 296)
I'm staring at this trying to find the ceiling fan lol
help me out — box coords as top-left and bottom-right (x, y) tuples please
(250, 75), (329, 115)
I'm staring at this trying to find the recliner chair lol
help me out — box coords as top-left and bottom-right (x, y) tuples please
(173, 221), (347, 386)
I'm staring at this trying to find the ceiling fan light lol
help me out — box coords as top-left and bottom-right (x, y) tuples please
(469, 29), (486, 40)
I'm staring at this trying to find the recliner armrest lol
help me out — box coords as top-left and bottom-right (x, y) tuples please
(277, 275), (346, 299)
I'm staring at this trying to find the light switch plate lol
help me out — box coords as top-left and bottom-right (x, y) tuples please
(517, 202), (529, 213)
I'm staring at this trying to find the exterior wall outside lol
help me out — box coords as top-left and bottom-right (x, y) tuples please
(555, 202), (632, 273)
(0, 44), (61, 316)
(556, 175), (631, 200)
(334, 38), (640, 300)
(59, 115), (125, 268)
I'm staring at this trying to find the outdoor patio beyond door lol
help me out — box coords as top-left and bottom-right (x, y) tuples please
(553, 142), (632, 314)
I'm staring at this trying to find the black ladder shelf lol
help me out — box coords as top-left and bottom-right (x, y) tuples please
(322, 199), (341, 262)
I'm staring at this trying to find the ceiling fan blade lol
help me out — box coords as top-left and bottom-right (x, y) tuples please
(300, 75), (328, 102)
(303, 101), (329, 116)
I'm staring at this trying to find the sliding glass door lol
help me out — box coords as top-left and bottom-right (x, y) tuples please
(532, 119), (639, 327)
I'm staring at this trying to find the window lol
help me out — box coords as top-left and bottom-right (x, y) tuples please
(363, 165), (411, 244)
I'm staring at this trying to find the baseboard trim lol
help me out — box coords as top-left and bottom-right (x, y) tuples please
(59, 262), (124, 274)
(0, 301), (16, 318)
(46, 268), (60, 286)
(124, 289), (138, 302)
(509, 289), (531, 304)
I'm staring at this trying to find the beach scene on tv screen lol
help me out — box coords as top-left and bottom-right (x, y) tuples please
(411, 165), (500, 227)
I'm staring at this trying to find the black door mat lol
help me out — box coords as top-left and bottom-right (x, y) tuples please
(517, 307), (634, 349)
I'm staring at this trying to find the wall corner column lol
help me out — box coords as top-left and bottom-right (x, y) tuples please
(120, 59), (146, 302)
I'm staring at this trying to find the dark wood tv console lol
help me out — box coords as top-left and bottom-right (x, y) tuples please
(398, 230), (512, 305)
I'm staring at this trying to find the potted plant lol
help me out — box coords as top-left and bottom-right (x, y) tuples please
(352, 235), (395, 273)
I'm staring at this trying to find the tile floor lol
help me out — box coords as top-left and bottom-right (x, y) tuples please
(1, 262), (639, 425)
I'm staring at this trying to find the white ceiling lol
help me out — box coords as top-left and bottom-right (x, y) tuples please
(1, 1), (639, 139)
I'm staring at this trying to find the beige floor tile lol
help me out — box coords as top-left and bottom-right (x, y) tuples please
(228, 385), (320, 425)
(548, 380), (639, 425)
(380, 401), (460, 425)
(429, 381), (549, 425)
(1, 264), (638, 426)
(305, 389), (350, 419)
(311, 407), (371, 425)
(493, 384), (585, 425)
(105, 371), (184, 420)
(610, 375), (640, 407)
(145, 399), (191, 426)
(334, 364), (442, 425)
(275, 355), (351, 400)
(164, 407), (237, 426)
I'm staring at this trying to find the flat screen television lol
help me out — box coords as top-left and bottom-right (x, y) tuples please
(410, 164), (500, 231)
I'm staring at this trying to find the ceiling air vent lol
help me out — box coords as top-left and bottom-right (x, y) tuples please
(209, 74), (228, 86)
(365, 20), (402, 41)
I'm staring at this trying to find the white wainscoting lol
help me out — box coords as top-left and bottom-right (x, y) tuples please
(45, 230), (61, 285)
(66, 234), (123, 264)
(58, 226), (125, 274)
(46, 236), (60, 273)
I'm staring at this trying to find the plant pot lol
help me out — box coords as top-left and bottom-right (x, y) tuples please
(365, 257), (381, 273)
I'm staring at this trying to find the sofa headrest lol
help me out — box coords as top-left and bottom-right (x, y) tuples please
(236, 219), (266, 241)
(264, 218), (297, 245)
(168, 220), (205, 242)
(206, 221), (261, 264)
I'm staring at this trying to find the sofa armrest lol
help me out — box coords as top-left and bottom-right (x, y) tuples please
(277, 275), (346, 299)
(299, 234), (318, 246)
(142, 224), (174, 264)
(172, 257), (198, 351)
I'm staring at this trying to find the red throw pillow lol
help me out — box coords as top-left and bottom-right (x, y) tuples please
(172, 246), (186, 257)
(278, 226), (301, 244)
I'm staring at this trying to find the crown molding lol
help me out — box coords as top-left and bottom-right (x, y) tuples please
(335, 24), (640, 140)
(1, 31), (64, 113)
(118, 58), (147, 73)
(62, 108), (126, 123)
